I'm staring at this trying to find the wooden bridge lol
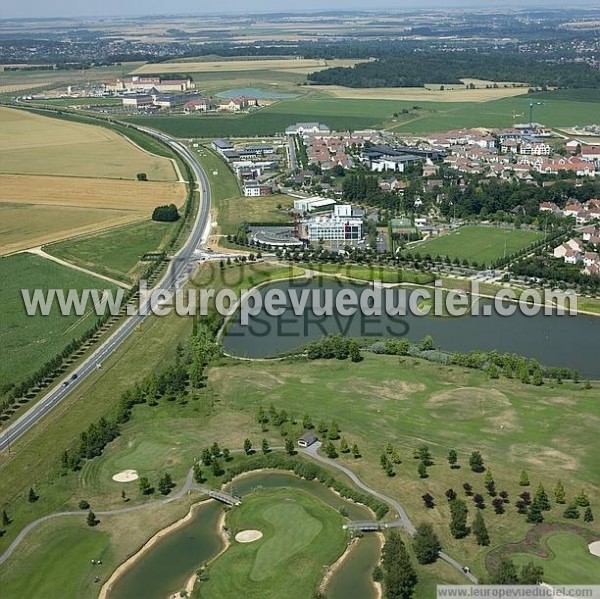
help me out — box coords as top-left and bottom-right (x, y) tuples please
(206, 489), (242, 506)
(344, 520), (403, 532)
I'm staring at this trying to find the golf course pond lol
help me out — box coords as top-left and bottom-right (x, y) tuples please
(107, 471), (381, 599)
(222, 279), (600, 379)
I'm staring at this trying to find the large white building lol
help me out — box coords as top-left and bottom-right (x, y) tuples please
(286, 122), (331, 135)
(293, 196), (337, 213)
(305, 205), (363, 242)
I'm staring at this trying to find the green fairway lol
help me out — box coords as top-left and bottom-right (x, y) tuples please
(197, 487), (346, 598)
(46, 220), (177, 283)
(0, 519), (110, 599)
(409, 226), (543, 266)
(1, 261), (598, 595)
(0, 253), (117, 392)
(511, 532), (600, 584)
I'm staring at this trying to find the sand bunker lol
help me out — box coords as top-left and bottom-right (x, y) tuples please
(589, 541), (600, 557)
(112, 469), (139, 483)
(235, 530), (263, 543)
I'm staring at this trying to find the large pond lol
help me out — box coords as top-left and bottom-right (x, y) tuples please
(223, 279), (600, 378)
(108, 471), (380, 599)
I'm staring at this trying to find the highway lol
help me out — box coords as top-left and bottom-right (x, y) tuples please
(0, 131), (212, 453)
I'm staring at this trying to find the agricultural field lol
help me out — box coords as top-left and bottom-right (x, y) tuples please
(132, 58), (364, 75)
(198, 487), (346, 599)
(0, 253), (118, 390)
(409, 226), (543, 266)
(0, 203), (144, 256)
(0, 108), (185, 253)
(45, 220), (178, 284)
(0, 107), (179, 180)
(309, 84), (528, 102)
(129, 91), (600, 138)
(0, 62), (143, 92)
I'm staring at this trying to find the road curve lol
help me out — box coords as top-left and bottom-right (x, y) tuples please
(301, 442), (479, 584)
(0, 129), (211, 453)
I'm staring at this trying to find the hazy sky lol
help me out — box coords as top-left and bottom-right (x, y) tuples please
(2, 1), (589, 20)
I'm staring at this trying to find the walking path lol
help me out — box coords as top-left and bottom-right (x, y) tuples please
(27, 246), (131, 289)
(301, 442), (479, 584)
(0, 446), (478, 584)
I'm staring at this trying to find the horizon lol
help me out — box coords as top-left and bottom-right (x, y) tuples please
(3, 1), (600, 21)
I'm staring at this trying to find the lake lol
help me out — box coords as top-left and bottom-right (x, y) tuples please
(223, 279), (600, 378)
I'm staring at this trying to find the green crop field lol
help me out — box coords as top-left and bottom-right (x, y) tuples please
(198, 488), (346, 599)
(408, 226), (543, 266)
(127, 91), (600, 137)
(0, 253), (117, 391)
(46, 220), (177, 284)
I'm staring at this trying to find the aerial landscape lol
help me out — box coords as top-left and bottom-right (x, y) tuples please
(1, 2), (600, 598)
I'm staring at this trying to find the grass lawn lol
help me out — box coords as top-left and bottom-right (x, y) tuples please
(46, 220), (177, 284)
(204, 355), (600, 582)
(0, 253), (117, 392)
(511, 532), (600, 584)
(197, 487), (346, 599)
(0, 495), (200, 599)
(306, 263), (435, 285)
(409, 226), (543, 266)
(220, 194), (294, 235)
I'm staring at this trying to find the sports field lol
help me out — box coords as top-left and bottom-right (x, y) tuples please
(409, 226), (543, 266)
(197, 487), (346, 599)
(0, 263), (598, 596)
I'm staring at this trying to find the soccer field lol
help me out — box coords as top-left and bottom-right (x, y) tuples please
(409, 226), (543, 266)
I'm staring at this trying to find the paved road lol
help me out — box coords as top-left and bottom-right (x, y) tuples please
(0, 130), (212, 454)
(287, 134), (299, 170)
(301, 442), (479, 584)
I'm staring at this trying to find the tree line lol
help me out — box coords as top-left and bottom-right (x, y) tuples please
(308, 51), (600, 89)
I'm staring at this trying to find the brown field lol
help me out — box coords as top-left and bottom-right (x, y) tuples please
(0, 174), (185, 211)
(0, 203), (146, 255)
(0, 174), (185, 254)
(311, 84), (529, 102)
(132, 58), (359, 74)
(0, 107), (186, 253)
(0, 82), (53, 93)
(0, 107), (178, 180)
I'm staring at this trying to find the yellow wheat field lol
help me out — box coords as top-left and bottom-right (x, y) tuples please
(0, 107), (178, 180)
(310, 85), (528, 103)
(0, 174), (186, 211)
(0, 203), (148, 255)
(133, 58), (334, 74)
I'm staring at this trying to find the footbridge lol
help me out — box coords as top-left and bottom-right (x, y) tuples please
(344, 520), (404, 532)
(206, 489), (242, 506)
